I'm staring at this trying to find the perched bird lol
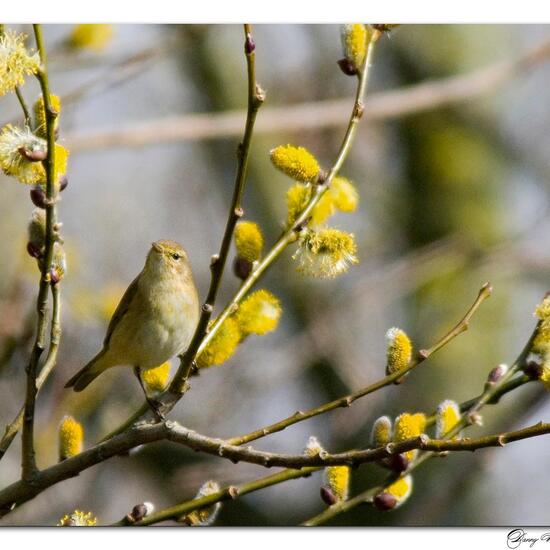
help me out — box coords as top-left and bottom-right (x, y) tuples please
(65, 240), (200, 417)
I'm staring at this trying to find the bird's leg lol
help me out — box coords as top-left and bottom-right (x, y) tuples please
(133, 366), (165, 421)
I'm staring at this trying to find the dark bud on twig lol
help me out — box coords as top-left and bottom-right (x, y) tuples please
(18, 146), (47, 162)
(27, 242), (43, 259)
(337, 58), (358, 76)
(385, 453), (409, 473)
(30, 186), (47, 208)
(59, 174), (69, 192)
(523, 361), (543, 380)
(320, 486), (338, 506)
(233, 256), (253, 280)
(126, 502), (154, 523)
(50, 268), (61, 285)
(373, 492), (397, 511)
(245, 33), (255, 55)
(316, 169), (328, 185)
(486, 364), (508, 385)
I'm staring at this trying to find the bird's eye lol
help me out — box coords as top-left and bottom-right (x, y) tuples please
(171, 253), (181, 261)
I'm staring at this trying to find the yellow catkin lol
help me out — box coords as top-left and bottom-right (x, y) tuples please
(59, 416), (84, 460)
(234, 221), (264, 262)
(394, 412), (426, 461)
(530, 296), (550, 390)
(57, 510), (97, 526)
(293, 228), (358, 279)
(329, 177), (359, 213)
(181, 481), (221, 526)
(142, 362), (171, 393)
(371, 415), (393, 447)
(340, 24), (370, 70)
(0, 30), (40, 96)
(0, 125), (46, 184)
(382, 475), (413, 509)
(435, 399), (461, 439)
(324, 465), (350, 502)
(286, 184), (335, 227)
(270, 144), (320, 183)
(385, 327), (412, 375)
(68, 24), (113, 51)
(196, 317), (241, 369)
(234, 289), (282, 336)
(33, 94), (61, 138)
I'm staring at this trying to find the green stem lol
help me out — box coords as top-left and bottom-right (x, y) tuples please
(15, 87), (32, 127)
(121, 467), (320, 526)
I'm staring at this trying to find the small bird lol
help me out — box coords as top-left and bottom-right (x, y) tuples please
(65, 240), (200, 417)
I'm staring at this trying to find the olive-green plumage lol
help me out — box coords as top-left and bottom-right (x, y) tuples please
(65, 240), (200, 392)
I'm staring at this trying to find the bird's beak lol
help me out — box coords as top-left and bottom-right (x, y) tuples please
(151, 242), (163, 253)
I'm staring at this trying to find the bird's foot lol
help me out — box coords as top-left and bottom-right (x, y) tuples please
(146, 398), (166, 422)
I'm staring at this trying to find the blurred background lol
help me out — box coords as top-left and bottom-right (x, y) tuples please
(1, 24), (550, 526)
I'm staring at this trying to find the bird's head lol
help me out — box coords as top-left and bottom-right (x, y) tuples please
(146, 239), (193, 280)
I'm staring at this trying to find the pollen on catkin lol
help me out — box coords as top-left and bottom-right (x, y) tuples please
(181, 481), (222, 526)
(59, 415), (84, 461)
(371, 415), (393, 448)
(340, 24), (370, 72)
(0, 30), (40, 96)
(68, 24), (113, 51)
(57, 510), (97, 526)
(270, 144), (320, 183)
(234, 221), (264, 262)
(330, 177), (359, 212)
(435, 399), (462, 439)
(293, 228), (358, 279)
(33, 94), (61, 138)
(323, 466), (350, 502)
(234, 289), (282, 336)
(394, 412), (426, 461)
(529, 296), (550, 390)
(142, 362), (171, 393)
(196, 317), (241, 369)
(0, 125), (46, 184)
(286, 183), (336, 227)
(385, 327), (412, 375)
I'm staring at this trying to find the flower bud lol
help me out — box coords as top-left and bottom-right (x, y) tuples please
(304, 435), (325, 457)
(30, 185), (47, 208)
(320, 486), (338, 506)
(435, 399), (461, 439)
(385, 328), (412, 376)
(323, 465), (350, 503)
(180, 480), (221, 526)
(50, 242), (67, 284)
(374, 475), (413, 512)
(270, 144), (320, 183)
(59, 415), (84, 461)
(371, 415), (393, 448)
(27, 208), (46, 251)
(126, 502), (154, 523)
(487, 363), (508, 385)
(234, 221), (264, 263)
(394, 412), (426, 462)
(234, 289), (282, 337)
(233, 256), (253, 280)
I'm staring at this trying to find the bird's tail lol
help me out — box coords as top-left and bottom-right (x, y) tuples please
(65, 350), (112, 392)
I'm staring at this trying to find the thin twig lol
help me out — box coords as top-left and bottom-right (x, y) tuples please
(64, 38), (550, 152)
(227, 282), (491, 446)
(116, 467), (320, 526)
(14, 87), (31, 127)
(20, 24), (60, 481)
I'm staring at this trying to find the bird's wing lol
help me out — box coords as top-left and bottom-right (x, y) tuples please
(103, 273), (141, 348)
